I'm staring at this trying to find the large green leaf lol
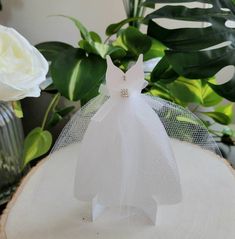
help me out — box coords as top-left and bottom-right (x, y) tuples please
(23, 127), (52, 167)
(146, 6), (235, 51)
(151, 56), (179, 83)
(51, 48), (107, 101)
(168, 77), (203, 104)
(80, 86), (101, 106)
(113, 26), (151, 56)
(144, 38), (167, 60)
(165, 46), (234, 79)
(148, 82), (173, 101)
(35, 42), (73, 62)
(144, 0), (235, 101)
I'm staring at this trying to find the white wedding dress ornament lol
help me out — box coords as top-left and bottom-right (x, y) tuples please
(74, 54), (181, 224)
(52, 54), (221, 225)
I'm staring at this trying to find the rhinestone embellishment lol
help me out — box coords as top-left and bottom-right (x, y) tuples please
(120, 88), (129, 97)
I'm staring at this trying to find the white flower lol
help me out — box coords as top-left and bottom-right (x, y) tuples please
(0, 25), (48, 101)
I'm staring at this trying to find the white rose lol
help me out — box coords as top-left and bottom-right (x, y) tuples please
(0, 25), (49, 101)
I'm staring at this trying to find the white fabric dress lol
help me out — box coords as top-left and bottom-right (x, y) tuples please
(74, 54), (182, 224)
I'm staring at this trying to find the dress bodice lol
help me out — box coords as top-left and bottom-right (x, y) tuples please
(105, 54), (147, 98)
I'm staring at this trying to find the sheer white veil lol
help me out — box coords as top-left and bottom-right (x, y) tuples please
(52, 92), (221, 156)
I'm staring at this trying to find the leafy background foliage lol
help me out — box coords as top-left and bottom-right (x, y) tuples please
(23, 0), (235, 166)
(143, 0), (235, 139)
(145, 0), (235, 101)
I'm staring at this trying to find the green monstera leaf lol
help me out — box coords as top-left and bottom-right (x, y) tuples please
(144, 0), (235, 101)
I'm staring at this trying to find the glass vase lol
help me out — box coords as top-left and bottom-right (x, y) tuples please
(0, 102), (24, 205)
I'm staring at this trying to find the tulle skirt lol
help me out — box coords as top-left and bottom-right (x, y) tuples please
(52, 93), (220, 208)
(74, 94), (182, 206)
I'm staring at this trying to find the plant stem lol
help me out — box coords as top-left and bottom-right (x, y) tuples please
(136, 0), (143, 17)
(140, 1), (146, 18)
(130, 0), (134, 17)
(122, 0), (145, 28)
(41, 93), (61, 130)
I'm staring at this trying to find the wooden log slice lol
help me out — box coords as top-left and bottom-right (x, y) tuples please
(1, 139), (235, 239)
